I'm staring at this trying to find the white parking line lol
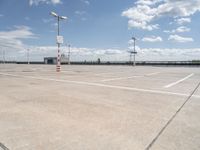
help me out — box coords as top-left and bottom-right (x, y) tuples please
(101, 72), (160, 82)
(146, 72), (160, 76)
(164, 73), (194, 88)
(95, 72), (122, 76)
(1, 72), (199, 98)
(102, 75), (142, 82)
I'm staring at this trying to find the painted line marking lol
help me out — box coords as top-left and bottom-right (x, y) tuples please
(95, 70), (136, 76)
(95, 72), (122, 76)
(102, 75), (142, 82)
(0, 72), (199, 99)
(102, 72), (160, 82)
(164, 73), (194, 88)
(146, 72), (160, 76)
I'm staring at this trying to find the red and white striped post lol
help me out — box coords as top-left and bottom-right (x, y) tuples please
(56, 44), (61, 72)
(50, 11), (67, 72)
(56, 16), (61, 72)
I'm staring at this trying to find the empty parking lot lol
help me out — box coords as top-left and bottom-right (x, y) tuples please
(0, 64), (200, 150)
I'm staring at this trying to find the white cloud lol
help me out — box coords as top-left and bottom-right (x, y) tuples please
(128, 39), (135, 45)
(157, 0), (200, 17)
(0, 26), (35, 40)
(25, 17), (30, 20)
(128, 20), (159, 31)
(142, 36), (163, 42)
(164, 26), (191, 34)
(176, 18), (191, 25)
(75, 10), (88, 21)
(139, 48), (200, 61)
(0, 26), (35, 51)
(174, 26), (190, 33)
(0, 14), (4, 17)
(2, 42), (200, 61)
(66, 46), (200, 61)
(136, 0), (164, 6)
(29, 0), (61, 6)
(94, 49), (123, 55)
(168, 34), (194, 43)
(42, 18), (54, 23)
(163, 30), (170, 33)
(75, 11), (86, 15)
(122, 0), (200, 30)
(81, 0), (90, 5)
(122, 4), (159, 30)
(51, 0), (61, 4)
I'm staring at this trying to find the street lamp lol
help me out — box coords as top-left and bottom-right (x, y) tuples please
(131, 37), (137, 66)
(27, 49), (30, 64)
(68, 44), (71, 65)
(50, 11), (67, 72)
(3, 50), (5, 64)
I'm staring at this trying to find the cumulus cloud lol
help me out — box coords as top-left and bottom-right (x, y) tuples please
(122, 4), (159, 30)
(0, 26), (35, 49)
(165, 26), (191, 33)
(0, 26), (37, 61)
(157, 0), (200, 17)
(122, 0), (200, 30)
(142, 36), (163, 42)
(139, 48), (200, 61)
(174, 26), (190, 33)
(136, 0), (164, 6)
(29, 0), (61, 6)
(168, 34), (194, 43)
(2, 41), (200, 61)
(176, 18), (191, 25)
(34, 46), (200, 61)
(163, 30), (170, 33)
(21, 46), (127, 61)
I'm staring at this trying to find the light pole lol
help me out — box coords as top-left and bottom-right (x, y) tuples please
(27, 49), (30, 64)
(50, 11), (67, 72)
(68, 44), (71, 65)
(3, 50), (5, 64)
(132, 37), (137, 66)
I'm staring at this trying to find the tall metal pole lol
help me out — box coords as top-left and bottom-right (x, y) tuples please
(68, 44), (71, 65)
(50, 11), (67, 72)
(3, 50), (5, 64)
(27, 49), (30, 64)
(56, 17), (61, 72)
(132, 37), (136, 66)
(129, 52), (133, 65)
(133, 38), (136, 66)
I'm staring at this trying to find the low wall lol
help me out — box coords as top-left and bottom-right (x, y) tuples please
(1, 61), (200, 66)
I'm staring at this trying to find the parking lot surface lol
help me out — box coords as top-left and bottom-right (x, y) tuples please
(0, 64), (200, 150)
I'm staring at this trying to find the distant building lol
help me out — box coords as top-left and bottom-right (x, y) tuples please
(44, 54), (68, 64)
(44, 57), (57, 64)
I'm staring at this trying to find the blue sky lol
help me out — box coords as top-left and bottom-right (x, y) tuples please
(0, 0), (200, 61)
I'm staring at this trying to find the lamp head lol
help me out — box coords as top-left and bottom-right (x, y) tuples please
(50, 11), (58, 17)
(60, 16), (67, 20)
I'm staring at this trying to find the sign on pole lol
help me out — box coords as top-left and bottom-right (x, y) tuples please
(56, 36), (64, 44)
